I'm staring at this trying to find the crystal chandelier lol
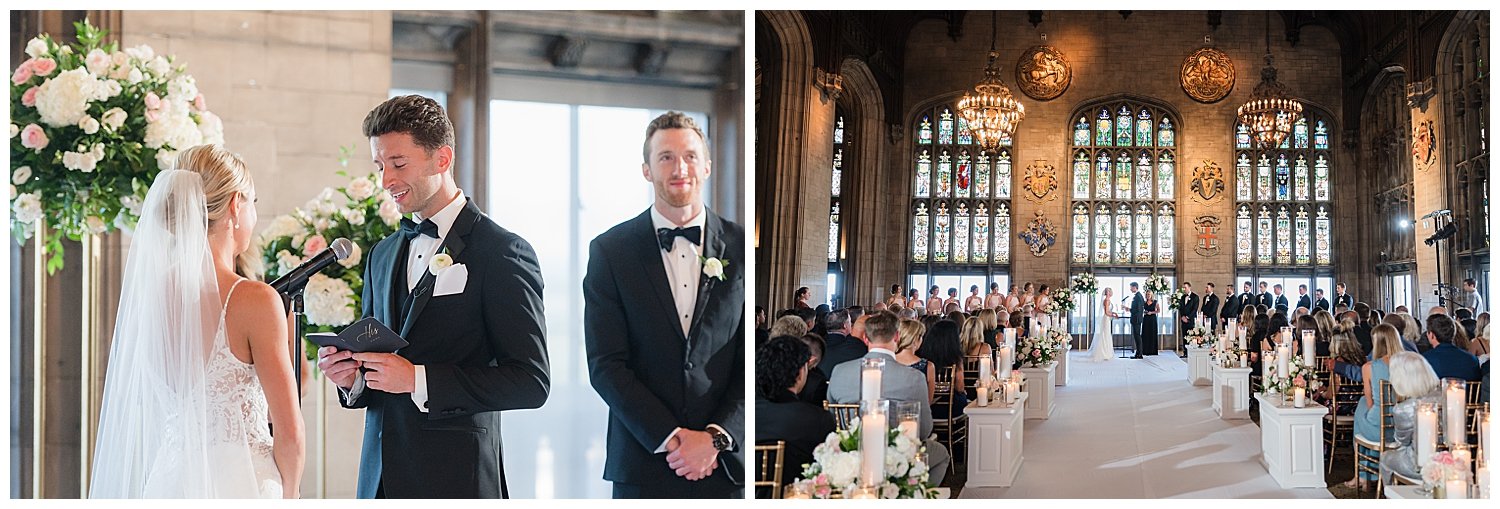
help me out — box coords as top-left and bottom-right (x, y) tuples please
(1237, 12), (1303, 149)
(958, 12), (1025, 150)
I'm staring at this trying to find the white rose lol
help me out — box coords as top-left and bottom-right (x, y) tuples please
(275, 249), (302, 274)
(148, 56), (171, 77)
(85, 215), (108, 234)
(33, 68), (105, 128)
(126, 67), (143, 84)
(101, 108), (127, 130)
(26, 37), (49, 58)
(119, 194), (142, 216)
(378, 199), (401, 226)
(124, 44), (153, 61)
(318, 187), (337, 202)
(144, 102), (203, 149)
(262, 215), (302, 240)
(167, 75), (198, 102)
(341, 207), (366, 226)
(78, 115), (100, 134)
(12, 192), (43, 223)
(155, 149), (177, 170)
(85, 49), (110, 75)
(701, 257), (725, 279)
(347, 177), (376, 201)
(314, 218), (332, 232)
(428, 253), (453, 275)
(102, 79), (122, 98)
(12, 166), (32, 185)
(304, 274), (357, 327)
(91, 143), (105, 159)
(9, 124), (18, 139)
(337, 242), (363, 269)
(110, 51), (129, 67)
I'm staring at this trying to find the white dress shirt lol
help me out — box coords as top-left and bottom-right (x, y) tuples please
(406, 190), (467, 413)
(647, 207), (731, 453)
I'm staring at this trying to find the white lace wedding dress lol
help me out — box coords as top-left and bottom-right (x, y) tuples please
(1089, 297), (1116, 361)
(204, 279), (283, 498)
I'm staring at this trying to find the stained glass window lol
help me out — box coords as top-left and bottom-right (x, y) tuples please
(1235, 110), (1334, 270)
(829, 111), (848, 264)
(828, 200), (841, 262)
(1314, 206), (1331, 264)
(831, 147), (843, 197)
(910, 102), (1013, 270)
(1158, 204), (1174, 264)
(1069, 99), (1178, 266)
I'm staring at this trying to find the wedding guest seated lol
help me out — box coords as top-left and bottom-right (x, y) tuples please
(977, 308), (1001, 350)
(793, 307), (817, 331)
(755, 336), (836, 492)
(818, 309), (867, 377)
(797, 334), (828, 405)
(918, 319), (968, 416)
(1320, 330), (1366, 415)
(812, 304), (831, 337)
(961, 316), (993, 359)
(1420, 313), (1482, 381)
(755, 306), (769, 349)
(1382, 313), (1422, 355)
(827, 311), (950, 485)
(1350, 323), (1404, 491)
(770, 315), (808, 340)
(893, 319), (935, 403)
(1377, 352), (1444, 482)
(1469, 318), (1490, 361)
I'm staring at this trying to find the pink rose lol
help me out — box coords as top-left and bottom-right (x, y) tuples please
(20, 124), (48, 151)
(145, 109), (159, 122)
(303, 234), (328, 256)
(29, 57), (56, 76)
(21, 88), (38, 107)
(11, 62), (33, 84)
(144, 91), (162, 110)
(193, 93), (207, 112)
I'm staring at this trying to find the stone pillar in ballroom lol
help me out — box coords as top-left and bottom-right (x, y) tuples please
(838, 58), (891, 308)
(1409, 85), (1450, 314)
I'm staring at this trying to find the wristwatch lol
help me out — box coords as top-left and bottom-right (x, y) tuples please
(709, 427), (733, 451)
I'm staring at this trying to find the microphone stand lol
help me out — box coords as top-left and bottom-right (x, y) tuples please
(292, 291), (305, 402)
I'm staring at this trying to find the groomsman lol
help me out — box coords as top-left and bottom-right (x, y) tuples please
(1258, 282), (1273, 309)
(1314, 288), (1331, 312)
(584, 112), (743, 498)
(1272, 284), (1289, 312)
(1295, 284), (1312, 311)
(1335, 282), (1354, 310)
(1201, 282), (1220, 331)
(1219, 286), (1240, 327)
(1178, 282), (1200, 350)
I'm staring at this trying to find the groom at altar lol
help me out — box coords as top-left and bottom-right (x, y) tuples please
(316, 95), (551, 498)
(584, 112), (744, 498)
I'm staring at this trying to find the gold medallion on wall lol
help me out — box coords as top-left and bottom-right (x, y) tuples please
(1015, 45), (1071, 101)
(1412, 119), (1437, 172)
(1022, 160), (1057, 203)
(1194, 216), (1224, 257)
(1180, 47), (1234, 103)
(1189, 159), (1226, 204)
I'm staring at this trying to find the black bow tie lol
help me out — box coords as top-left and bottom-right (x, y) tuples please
(657, 226), (701, 251)
(400, 217), (439, 240)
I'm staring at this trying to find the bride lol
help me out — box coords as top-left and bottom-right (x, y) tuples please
(1089, 287), (1118, 361)
(90, 145), (304, 498)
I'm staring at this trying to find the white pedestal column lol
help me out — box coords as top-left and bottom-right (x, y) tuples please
(1186, 346), (1212, 386)
(1214, 366), (1252, 420)
(963, 393), (1027, 488)
(1255, 393), (1329, 489)
(1055, 346), (1071, 386)
(1019, 362), (1056, 420)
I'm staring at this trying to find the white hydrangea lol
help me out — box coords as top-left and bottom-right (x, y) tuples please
(25, 37), (49, 58)
(378, 198), (401, 226)
(12, 193), (43, 223)
(101, 108), (127, 131)
(275, 249), (302, 274)
(155, 149), (177, 171)
(118, 194), (142, 216)
(197, 111), (223, 145)
(148, 56), (171, 77)
(12, 166), (32, 185)
(347, 177), (376, 201)
(337, 241), (363, 269)
(124, 44), (154, 61)
(62, 150), (98, 172)
(314, 218), (332, 232)
(167, 74), (198, 102)
(101, 79), (122, 98)
(341, 208), (366, 226)
(143, 101), (203, 150)
(262, 215), (304, 241)
(33, 68), (107, 128)
(304, 274), (357, 327)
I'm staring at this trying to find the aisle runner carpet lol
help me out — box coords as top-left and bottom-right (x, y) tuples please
(960, 351), (1334, 499)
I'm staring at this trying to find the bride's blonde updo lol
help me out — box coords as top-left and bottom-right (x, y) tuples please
(173, 144), (253, 226)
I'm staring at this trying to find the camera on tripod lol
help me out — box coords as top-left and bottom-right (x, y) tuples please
(1423, 209), (1456, 246)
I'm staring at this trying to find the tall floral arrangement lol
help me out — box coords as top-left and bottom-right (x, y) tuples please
(1144, 272), (1171, 294)
(1167, 288), (1188, 310)
(10, 20), (223, 273)
(1070, 272), (1098, 295)
(792, 418), (939, 499)
(258, 149), (400, 356)
(1045, 288), (1076, 315)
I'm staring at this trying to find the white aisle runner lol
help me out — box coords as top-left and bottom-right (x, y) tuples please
(961, 351), (1334, 499)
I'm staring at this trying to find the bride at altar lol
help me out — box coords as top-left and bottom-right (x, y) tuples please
(1089, 288), (1117, 361)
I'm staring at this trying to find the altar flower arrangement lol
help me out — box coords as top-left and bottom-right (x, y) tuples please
(792, 417), (939, 499)
(1071, 272), (1098, 295)
(258, 149), (400, 353)
(1263, 354), (1320, 395)
(11, 20), (224, 273)
(1420, 451), (1471, 485)
(1044, 288), (1076, 315)
(1019, 329), (1067, 367)
(1144, 272), (1171, 294)
(1184, 325), (1216, 348)
(1167, 288), (1188, 310)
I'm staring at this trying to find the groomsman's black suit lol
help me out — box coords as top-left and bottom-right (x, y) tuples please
(1220, 293), (1240, 323)
(1274, 294), (1289, 311)
(1315, 297), (1331, 312)
(1241, 291), (1258, 312)
(1296, 294), (1312, 310)
(1130, 291), (1146, 358)
(1202, 293), (1220, 330)
(1336, 292), (1354, 310)
(1178, 291), (1200, 348)
(1260, 291), (1274, 309)
(342, 199), (551, 499)
(584, 209), (745, 498)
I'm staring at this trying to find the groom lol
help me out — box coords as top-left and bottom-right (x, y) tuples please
(316, 95), (550, 498)
(1129, 282), (1146, 359)
(584, 112), (744, 498)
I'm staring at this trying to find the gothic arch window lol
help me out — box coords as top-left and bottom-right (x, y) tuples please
(829, 109), (847, 263)
(1234, 108), (1335, 274)
(1442, 13), (1489, 279)
(1366, 72), (1416, 270)
(909, 103), (1013, 294)
(1068, 99), (1178, 268)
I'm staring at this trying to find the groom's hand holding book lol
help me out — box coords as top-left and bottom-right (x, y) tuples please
(313, 316), (410, 392)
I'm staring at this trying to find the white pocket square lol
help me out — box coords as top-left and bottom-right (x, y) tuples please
(433, 263), (468, 297)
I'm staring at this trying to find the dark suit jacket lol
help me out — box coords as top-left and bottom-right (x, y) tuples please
(1201, 294), (1220, 324)
(583, 209), (745, 492)
(1220, 293), (1240, 320)
(1315, 297), (1331, 312)
(797, 366), (829, 405)
(1422, 343), (1483, 381)
(1259, 291), (1273, 309)
(1130, 293), (1146, 328)
(1296, 295), (1312, 310)
(1180, 292), (1200, 323)
(818, 332), (868, 377)
(1336, 293), (1354, 309)
(341, 199), (551, 499)
(1241, 292), (1258, 311)
(1274, 294), (1289, 311)
(755, 391), (835, 490)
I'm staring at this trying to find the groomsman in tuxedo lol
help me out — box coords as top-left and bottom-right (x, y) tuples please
(1314, 288), (1331, 312)
(1240, 281), (1257, 313)
(1335, 282), (1354, 310)
(1129, 283), (1146, 358)
(1201, 282), (1220, 331)
(1219, 286), (1240, 327)
(1258, 282), (1273, 309)
(1295, 284), (1312, 311)
(1178, 282), (1200, 351)
(584, 112), (743, 498)
(318, 95), (551, 498)
(1272, 284), (1289, 312)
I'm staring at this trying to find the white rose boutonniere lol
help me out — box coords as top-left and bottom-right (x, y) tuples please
(429, 251), (454, 275)
(700, 256), (728, 281)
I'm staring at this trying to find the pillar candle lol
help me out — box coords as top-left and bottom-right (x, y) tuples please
(1238, 326), (1247, 350)
(1005, 328), (1016, 351)
(1477, 465), (1489, 499)
(1446, 379), (1467, 446)
(979, 356), (992, 384)
(977, 386), (989, 407)
(1007, 380), (1019, 403)
(860, 358), (884, 403)
(1263, 353), (1274, 381)
(859, 407), (886, 487)
(1302, 330), (1316, 365)
(1279, 326), (1292, 346)
(1447, 479), (1469, 499)
(1239, 352), (1248, 368)
(849, 486), (879, 499)
(1294, 387), (1306, 408)
(1276, 346), (1290, 377)
(1417, 403), (1438, 466)
(1481, 411), (1490, 465)
(999, 346), (1013, 380)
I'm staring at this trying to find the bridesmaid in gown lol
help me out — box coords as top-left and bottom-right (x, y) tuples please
(1141, 290), (1161, 356)
(1005, 283), (1021, 314)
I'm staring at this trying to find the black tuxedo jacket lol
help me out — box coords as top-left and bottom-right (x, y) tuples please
(1275, 294), (1289, 310)
(1202, 294), (1220, 322)
(755, 392), (835, 492)
(1241, 291), (1257, 311)
(1336, 293), (1354, 309)
(1130, 293), (1146, 326)
(1220, 293), (1239, 319)
(818, 332), (868, 377)
(583, 209), (745, 493)
(1259, 291), (1274, 308)
(1180, 292), (1200, 322)
(1315, 297), (1331, 311)
(341, 199), (551, 499)
(1296, 295), (1312, 310)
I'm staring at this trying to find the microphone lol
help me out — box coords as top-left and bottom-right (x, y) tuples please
(271, 238), (354, 295)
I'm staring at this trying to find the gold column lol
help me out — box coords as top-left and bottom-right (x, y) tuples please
(32, 226), (47, 498)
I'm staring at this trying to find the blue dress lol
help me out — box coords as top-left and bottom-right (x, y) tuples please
(1352, 358), (1391, 481)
